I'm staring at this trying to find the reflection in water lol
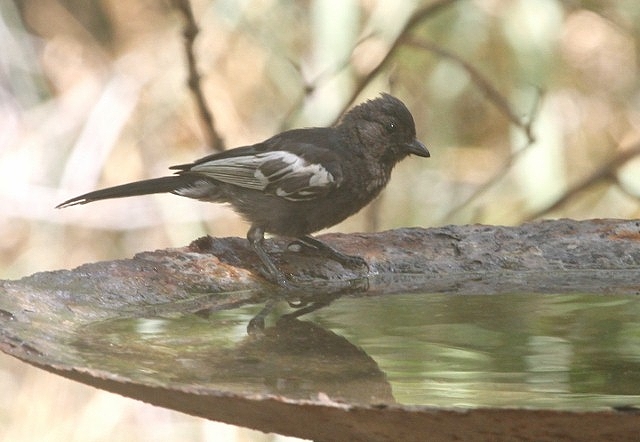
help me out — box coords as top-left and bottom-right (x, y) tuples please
(76, 305), (393, 405)
(75, 293), (640, 410)
(231, 316), (393, 404)
(245, 291), (344, 333)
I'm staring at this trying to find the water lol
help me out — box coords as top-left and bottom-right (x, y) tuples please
(75, 292), (640, 410)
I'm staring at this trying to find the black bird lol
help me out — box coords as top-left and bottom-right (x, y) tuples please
(57, 93), (430, 287)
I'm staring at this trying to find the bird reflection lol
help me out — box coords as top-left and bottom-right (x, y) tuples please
(223, 314), (395, 404)
(75, 286), (394, 406)
(247, 291), (344, 334)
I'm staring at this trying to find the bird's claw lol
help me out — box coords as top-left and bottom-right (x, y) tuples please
(333, 253), (368, 270)
(288, 238), (369, 272)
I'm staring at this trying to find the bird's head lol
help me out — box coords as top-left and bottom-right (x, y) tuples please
(340, 93), (430, 163)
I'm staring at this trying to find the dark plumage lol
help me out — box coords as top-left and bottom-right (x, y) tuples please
(57, 93), (429, 287)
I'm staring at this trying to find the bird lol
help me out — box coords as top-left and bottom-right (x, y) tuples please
(57, 93), (430, 287)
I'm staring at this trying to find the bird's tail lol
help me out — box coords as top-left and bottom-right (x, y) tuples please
(56, 176), (194, 208)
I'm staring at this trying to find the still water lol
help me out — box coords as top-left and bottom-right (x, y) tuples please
(76, 293), (640, 410)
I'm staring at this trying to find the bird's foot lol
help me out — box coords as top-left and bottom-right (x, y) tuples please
(328, 251), (368, 269)
(289, 236), (369, 271)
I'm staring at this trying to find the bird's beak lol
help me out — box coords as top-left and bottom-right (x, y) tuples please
(405, 139), (430, 157)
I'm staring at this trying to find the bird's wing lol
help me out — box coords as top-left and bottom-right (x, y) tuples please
(183, 147), (343, 201)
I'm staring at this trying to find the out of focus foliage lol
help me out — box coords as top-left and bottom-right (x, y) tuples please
(1, 0), (640, 272)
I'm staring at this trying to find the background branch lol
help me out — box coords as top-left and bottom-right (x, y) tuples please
(525, 142), (640, 221)
(406, 39), (537, 143)
(400, 40), (542, 222)
(331, 0), (462, 124)
(172, 0), (225, 151)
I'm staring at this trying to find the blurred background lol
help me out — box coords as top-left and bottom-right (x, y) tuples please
(1, 0), (639, 440)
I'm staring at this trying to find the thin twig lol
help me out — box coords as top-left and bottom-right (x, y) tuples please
(279, 0), (461, 128)
(330, 0), (462, 125)
(406, 39), (536, 143)
(439, 90), (542, 222)
(524, 142), (640, 221)
(172, 0), (225, 151)
(440, 141), (531, 223)
(406, 38), (542, 222)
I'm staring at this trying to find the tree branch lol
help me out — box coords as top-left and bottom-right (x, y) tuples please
(525, 142), (640, 220)
(172, 0), (225, 151)
(406, 39), (537, 143)
(331, 0), (462, 124)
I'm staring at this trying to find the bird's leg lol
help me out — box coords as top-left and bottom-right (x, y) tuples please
(281, 293), (340, 320)
(247, 293), (338, 334)
(295, 235), (368, 269)
(246, 297), (278, 334)
(247, 225), (291, 287)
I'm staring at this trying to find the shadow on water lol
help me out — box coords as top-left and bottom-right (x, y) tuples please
(74, 291), (640, 410)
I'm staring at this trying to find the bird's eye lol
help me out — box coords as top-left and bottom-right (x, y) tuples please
(386, 121), (397, 133)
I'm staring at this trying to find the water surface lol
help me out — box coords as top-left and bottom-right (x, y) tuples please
(76, 293), (640, 410)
